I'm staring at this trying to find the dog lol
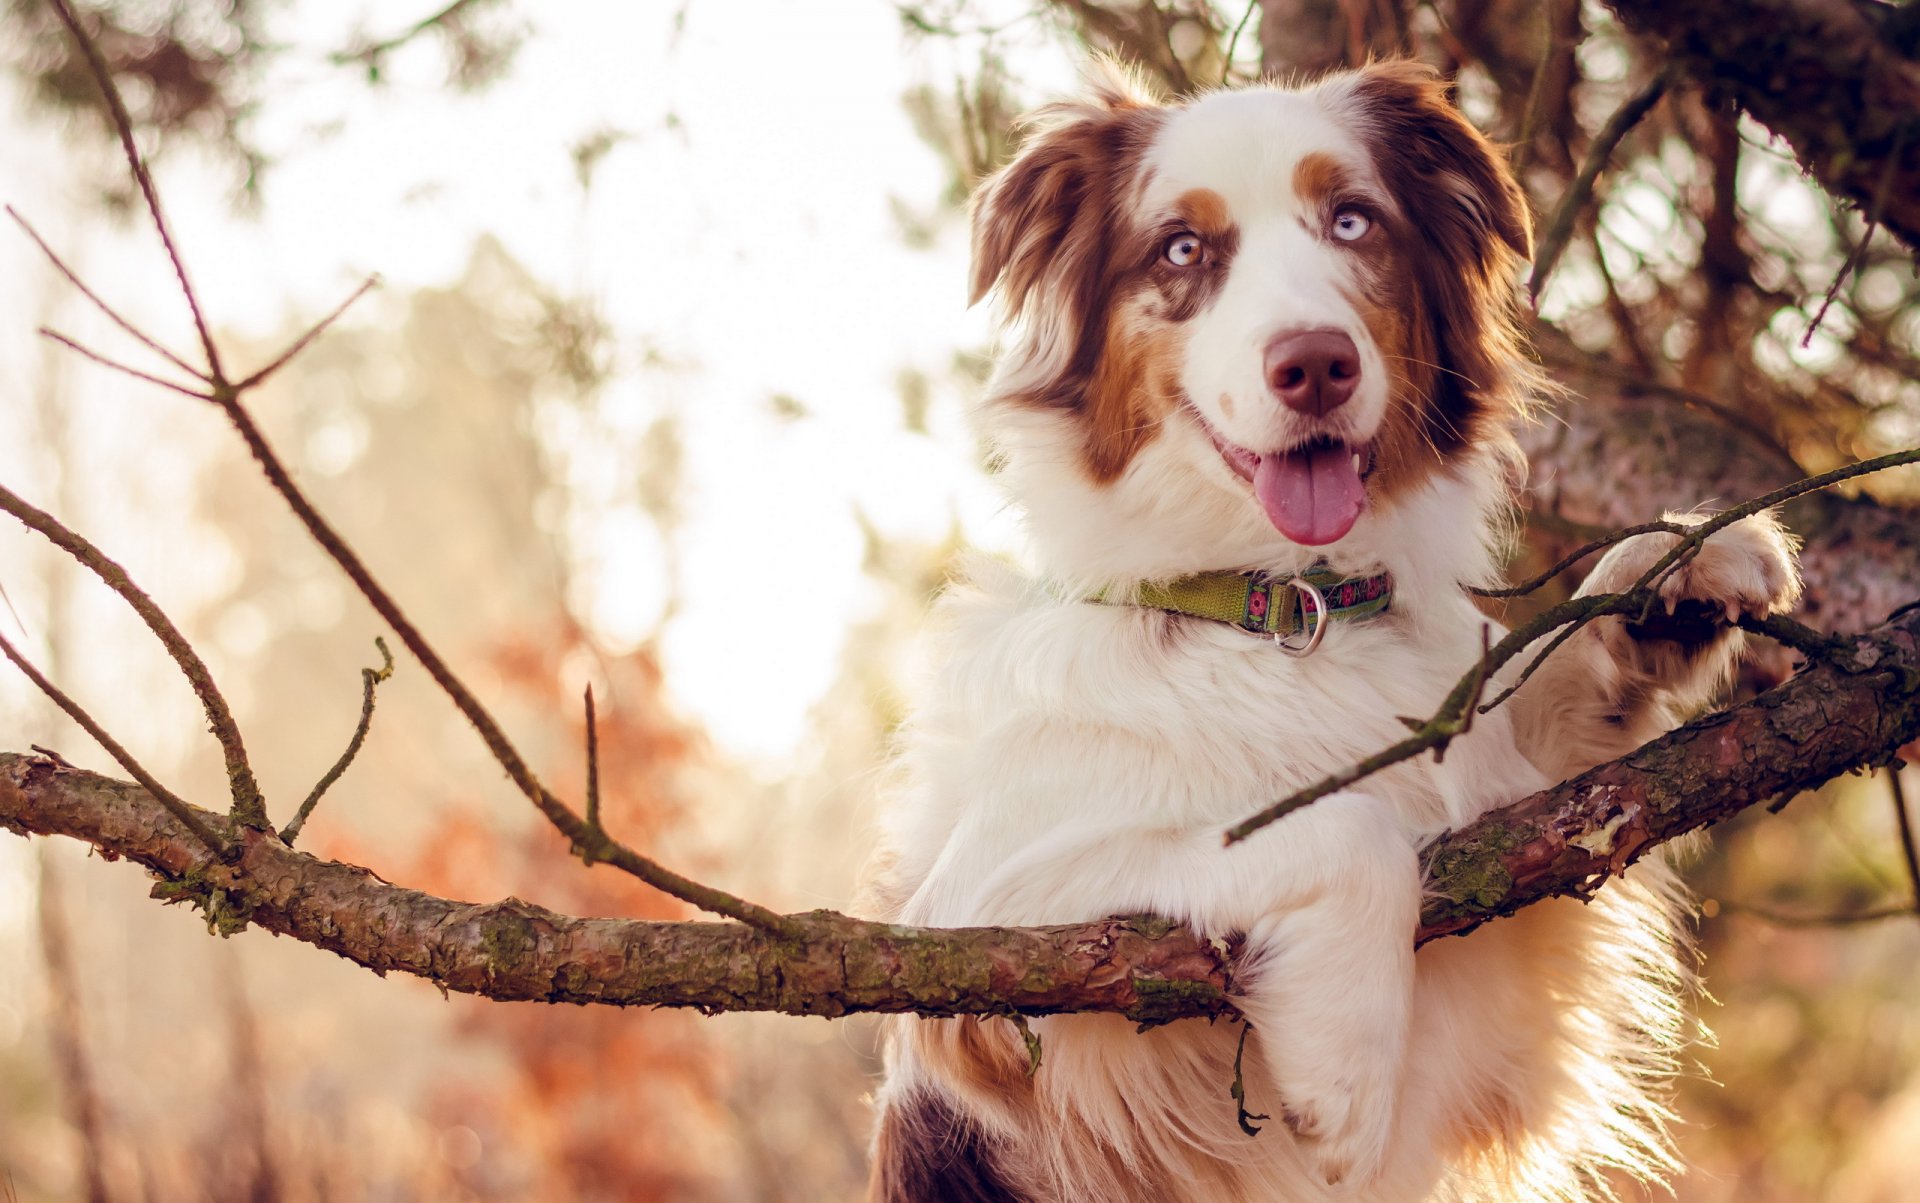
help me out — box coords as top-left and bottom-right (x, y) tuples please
(864, 60), (1801, 1203)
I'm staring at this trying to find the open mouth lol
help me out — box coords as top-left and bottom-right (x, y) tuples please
(1202, 421), (1375, 547)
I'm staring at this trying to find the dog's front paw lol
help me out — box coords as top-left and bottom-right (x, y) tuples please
(1268, 1054), (1396, 1190)
(1240, 916), (1407, 1188)
(1590, 510), (1802, 638)
(1233, 794), (1419, 1190)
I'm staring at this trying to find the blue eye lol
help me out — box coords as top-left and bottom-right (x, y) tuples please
(1332, 209), (1371, 242)
(1164, 232), (1204, 266)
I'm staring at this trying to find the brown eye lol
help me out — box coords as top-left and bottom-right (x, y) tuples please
(1164, 232), (1204, 267)
(1331, 209), (1371, 242)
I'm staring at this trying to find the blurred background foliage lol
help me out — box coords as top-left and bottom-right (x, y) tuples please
(0, 2), (1917, 1201)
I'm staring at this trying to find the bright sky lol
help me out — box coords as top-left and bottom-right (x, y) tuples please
(0, 2), (1079, 766)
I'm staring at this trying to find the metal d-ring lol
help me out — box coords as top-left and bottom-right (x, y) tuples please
(1273, 578), (1328, 658)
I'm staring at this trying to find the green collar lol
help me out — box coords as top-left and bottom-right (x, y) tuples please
(1093, 565), (1393, 647)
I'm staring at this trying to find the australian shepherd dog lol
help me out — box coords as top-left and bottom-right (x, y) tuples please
(865, 61), (1800, 1203)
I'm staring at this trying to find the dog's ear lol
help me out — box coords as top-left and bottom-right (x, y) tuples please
(1346, 61), (1531, 272)
(969, 63), (1163, 322)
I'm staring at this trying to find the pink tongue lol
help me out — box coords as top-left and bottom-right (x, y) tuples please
(1253, 443), (1366, 545)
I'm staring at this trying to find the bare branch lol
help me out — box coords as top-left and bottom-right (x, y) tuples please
(8, 205), (208, 381)
(331, 0), (490, 72)
(1220, 1), (1259, 86)
(1802, 127), (1907, 347)
(38, 329), (213, 402)
(0, 483), (265, 828)
(44, 0), (225, 381)
(233, 275), (380, 393)
(1470, 517), (1694, 599)
(1509, 0), (1563, 179)
(0, 638), (225, 854)
(584, 684), (602, 835)
(1530, 68), (1671, 301)
(280, 638), (393, 846)
(1893, 768), (1920, 918)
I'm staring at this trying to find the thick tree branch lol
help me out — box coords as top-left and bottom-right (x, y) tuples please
(0, 751), (1236, 1022)
(6, 594), (1916, 1018)
(1605, 0), (1920, 251)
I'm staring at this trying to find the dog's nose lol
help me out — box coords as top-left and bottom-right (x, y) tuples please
(1265, 329), (1361, 417)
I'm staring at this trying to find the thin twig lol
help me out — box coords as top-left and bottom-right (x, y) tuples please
(45, 0), (224, 381)
(0, 483), (266, 828)
(1221, 0), (1258, 86)
(330, 0), (487, 70)
(1471, 518), (1695, 599)
(1529, 68), (1671, 302)
(1230, 1020), (1267, 1136)
(1227, 592), (1624, 841)
(1509, 0), (1559, 179)
(1474, 544), (1702, 716)
(0, 631), (225, 854)
(583, 684), (602, 835)
(1227, 447), (1920, 844)
(38, 329), (214, 402)
(1802, 127), (1907, 347)
(1489, 447), (1920, 600)
(233, 275), (380, 392)
(1892, 768), (1920, 918)
(281, 638), (394, 845)
(8, 205), (208, 381)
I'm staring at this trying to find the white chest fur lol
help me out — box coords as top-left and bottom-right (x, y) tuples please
(890, 555), (1550, 931)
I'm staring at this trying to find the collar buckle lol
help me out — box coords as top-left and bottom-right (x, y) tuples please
(1271, 577), (1327, 657)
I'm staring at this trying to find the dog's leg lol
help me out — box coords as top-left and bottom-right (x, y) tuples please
(967, 791), (1420, 1189)
(1506, 510), (1801, 782)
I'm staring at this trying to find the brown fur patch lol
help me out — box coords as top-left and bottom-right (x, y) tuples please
(971, 79), (1251, 485)
(869, 1089), (1030, 1203)
(971, 94), (1175, 484)
(916, 1017), (1037, 1106)
(1173, 186), (1232, 239)
(1335, 61), (1534, 503)
(969, 81), (1163, 342)
(1291, 150), (1355, 210)
(1082, 298), (1184, 481)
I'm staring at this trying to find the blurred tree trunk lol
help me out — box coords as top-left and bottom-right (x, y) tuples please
(37, 850), (112, 1203)
(1260, 0), (1346, 77)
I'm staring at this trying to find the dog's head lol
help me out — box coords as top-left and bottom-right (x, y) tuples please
(972, 61), (1532, 584)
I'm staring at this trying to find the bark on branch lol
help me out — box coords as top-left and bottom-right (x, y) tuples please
(6, 597), (1917, 1019)
(1605, 0), (1920, 250)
